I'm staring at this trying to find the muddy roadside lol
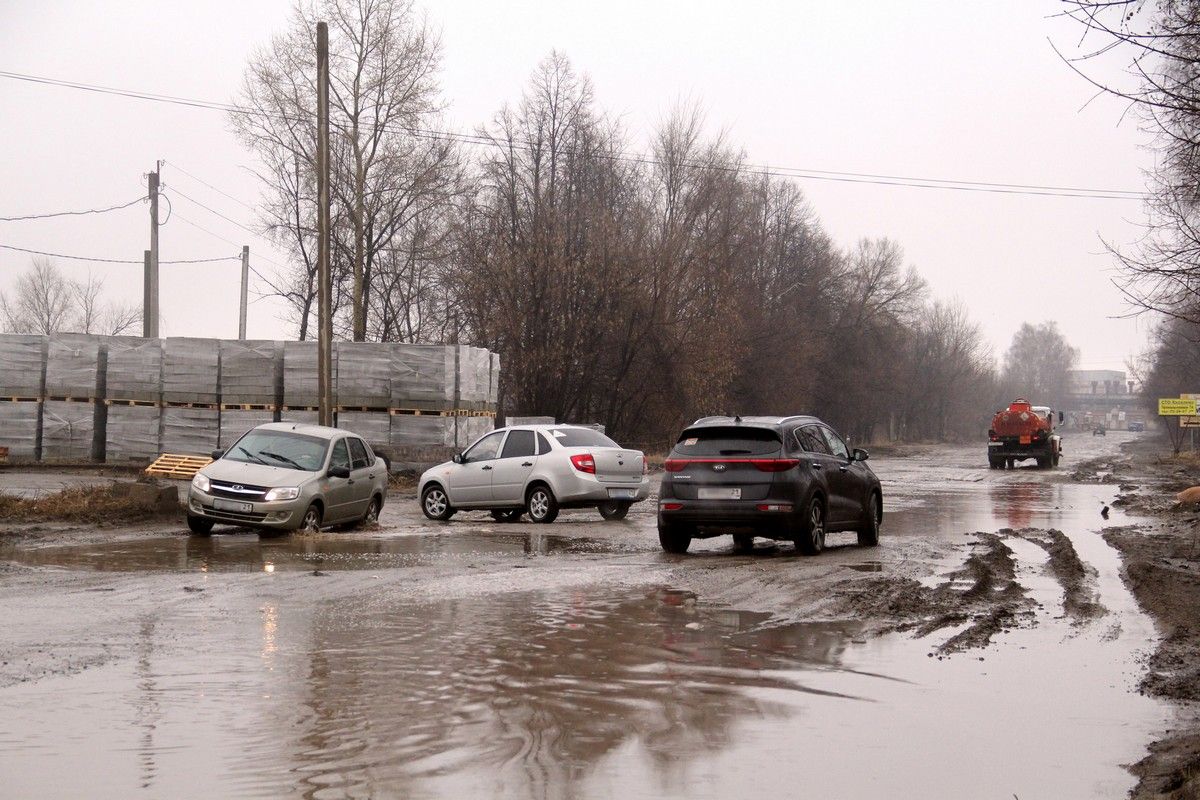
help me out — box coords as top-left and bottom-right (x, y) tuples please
(1075, 437), (1200, 799)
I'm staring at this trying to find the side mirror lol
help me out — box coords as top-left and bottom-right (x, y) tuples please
(328, 465), (351, 479)
(852, 448), (870, 462)
(452, 453), (465, 465)
(210, 449), (224, 460)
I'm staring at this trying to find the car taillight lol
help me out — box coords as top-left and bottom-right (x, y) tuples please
(750, 458), (800, 472)
(756, 503), (793, 512)
(642, 457), (649, 475)
(664, 458), (688, 472)
(661, 502), (684, 511)
(570, 453), (596, 474)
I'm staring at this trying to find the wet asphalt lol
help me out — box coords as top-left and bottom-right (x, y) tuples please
(0, 432), (1171, 799)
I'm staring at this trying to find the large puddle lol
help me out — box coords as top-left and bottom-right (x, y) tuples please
(0, 435), (1171, 798)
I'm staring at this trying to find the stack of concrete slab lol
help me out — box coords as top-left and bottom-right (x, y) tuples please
(162, 407), (220, 455)
(105, 405), (161, 463)
(45, 335), (103, 399)
(0, 401), (41, 459)
(41, 400), (97, 461)
(389, 415), (448, 448)
(489, 353), (501, 405)
(220, 340), (280, 406)
(220, 409), (274, 449)
(0, 335), (47, 461)
(283, 341), (334, 408)
(105, 337), (162, 402)
(336, 342), (391, 408)
(163, 337), (219, 405)
(338, 411), (391, 451)
(391, 344), (453, 408)
(0, 334), (47, 398)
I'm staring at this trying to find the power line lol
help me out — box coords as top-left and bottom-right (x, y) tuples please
(173, 210), (288, 277)
(164, 160), (255, 210)
(0, 243), (236, 264)
(162, 185), (259, 237)
(0, 195), (145, 222)
(0, 68), (1149, 201)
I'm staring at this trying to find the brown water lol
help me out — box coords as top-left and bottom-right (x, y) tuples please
(0, 433), (1171, 799)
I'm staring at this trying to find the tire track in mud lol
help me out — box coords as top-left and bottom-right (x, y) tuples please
(832, 526), (1107, 655)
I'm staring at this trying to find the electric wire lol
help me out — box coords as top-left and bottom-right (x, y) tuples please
(163, 160), (255, 210)
(0, 68), (1148, 201)
(0, 195), (145, 222)
(0, 243), (237, 264)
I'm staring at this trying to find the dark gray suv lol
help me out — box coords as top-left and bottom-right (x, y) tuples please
(656, 416), (882, 555)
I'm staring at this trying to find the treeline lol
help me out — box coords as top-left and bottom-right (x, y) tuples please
(234, 0), (1022, 445)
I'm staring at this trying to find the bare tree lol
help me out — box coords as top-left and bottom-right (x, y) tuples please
(0, 259), (141, 335)
(232, 0), (460, 341)
(1000, 321), (1079, 411)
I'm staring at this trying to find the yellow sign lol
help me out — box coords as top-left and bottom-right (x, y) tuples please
(1159, 398), (1197, 415)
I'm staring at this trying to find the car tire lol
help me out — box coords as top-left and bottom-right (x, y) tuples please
(795, 496), (826, 556)
(421, 484), (455, 521)
(658, 523), (692, 554)
(597, 501), (631, 521)
(732, 533), (755, 552)
(490, 509), (523, 523)
(187, 514), (214, 536)
(526, 485), (559, 524)
(300, 503), (323, 533)
(988, 456), (1002, 469)
(357, 496), (381, 528)
(857, 493), (880, 547)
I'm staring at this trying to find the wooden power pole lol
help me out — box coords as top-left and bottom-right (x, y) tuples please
(238, 245), (249, 340)
(316, 21), (334, 427)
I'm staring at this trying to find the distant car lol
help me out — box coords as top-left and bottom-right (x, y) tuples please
(1093, 425), (1107, 436)
(657, 415), (882, 555)
(1128, 421), (1145, 432)
(418, 425), (650, 523)
(186, 422), (389, 535)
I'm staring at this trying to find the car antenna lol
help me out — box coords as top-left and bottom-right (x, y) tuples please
(734, 414), (742, 423)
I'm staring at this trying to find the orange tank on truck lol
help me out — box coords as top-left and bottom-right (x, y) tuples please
(986, 398), (1062, 469)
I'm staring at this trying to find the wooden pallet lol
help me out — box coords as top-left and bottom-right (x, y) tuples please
(337, 405), (390, 413)
(164, 401), (219, 410)
(1, 397), (40, 403)
(281, 405), (319, 412)
(45, 396), (95, 403)
(220, 403), (277, 411)
(390, 408), (451, 417)
(0, 446), (8, 464)
(144, 453), (212, 480)
(105, 398), (160, 407)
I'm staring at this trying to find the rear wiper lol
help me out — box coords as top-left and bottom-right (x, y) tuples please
(237, 446), (268, 465)
(260, 450), (303, 470)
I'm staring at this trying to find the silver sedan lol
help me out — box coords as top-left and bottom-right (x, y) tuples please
(187, 422), (389, 535)
(418, 425), (651, 523)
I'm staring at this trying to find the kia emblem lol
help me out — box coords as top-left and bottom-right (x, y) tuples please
(712, 464), (727, 472)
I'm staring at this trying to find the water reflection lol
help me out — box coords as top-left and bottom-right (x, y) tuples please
(277, 589), (859, 799)
(0, 531), (612, 574)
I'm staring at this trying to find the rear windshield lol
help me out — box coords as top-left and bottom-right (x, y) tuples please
(672, 426), (782, 456)
(545, 428), (620, 448)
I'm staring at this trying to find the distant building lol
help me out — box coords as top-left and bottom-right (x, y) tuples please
(1064, 369), (1145, 430)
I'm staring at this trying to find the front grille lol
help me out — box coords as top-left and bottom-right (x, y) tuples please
(205, 507), (269, 523)
(209, 480), (270, 501)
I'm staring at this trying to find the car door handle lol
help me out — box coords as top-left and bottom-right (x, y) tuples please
(368, 474), (375, 479)
(482, 465), (493, 471)
(810, 462), (823, 470)
(521, 462), (533, 467)
(839, 465), (849, 472)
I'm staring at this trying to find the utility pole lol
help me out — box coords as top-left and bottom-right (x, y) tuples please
(146, 164), (160, 338)
(142, 250), (153, 338)
(316, 21), (334, 427)
(238, 245), (249, 340)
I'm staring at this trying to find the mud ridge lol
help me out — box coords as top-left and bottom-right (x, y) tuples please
(832, 532), (1035, 654)
(1008, 527), (1106, 624)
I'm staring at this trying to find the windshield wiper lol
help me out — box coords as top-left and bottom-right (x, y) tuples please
(237, 446), (268, 465)
(260, 450), (304, 470)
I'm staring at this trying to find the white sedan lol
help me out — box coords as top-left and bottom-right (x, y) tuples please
(418, 425), (651, 523)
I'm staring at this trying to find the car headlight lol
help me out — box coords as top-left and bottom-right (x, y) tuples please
(191, 473), (210, 493)
(264, 487), (300, 502)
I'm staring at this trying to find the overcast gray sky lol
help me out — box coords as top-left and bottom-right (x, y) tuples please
(0, 0), (1153, 372)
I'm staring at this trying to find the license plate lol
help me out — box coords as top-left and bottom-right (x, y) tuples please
(214, 498), (253, 513)
(1019, 435), (1031, 445)
(608, 488), (637, 500)
(698, 487), (742, 500)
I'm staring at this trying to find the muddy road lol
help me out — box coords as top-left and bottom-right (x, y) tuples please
(0, 433), (1178, 799)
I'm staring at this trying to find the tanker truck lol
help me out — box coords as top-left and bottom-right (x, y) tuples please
(987, 398), (1063, 469)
